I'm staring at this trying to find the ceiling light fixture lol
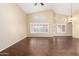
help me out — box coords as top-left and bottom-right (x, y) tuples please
(68, 3), (73, 22)
(34, 3), (44, 6)
(68, 3), (76, 22)
(67, 3), (77, 23)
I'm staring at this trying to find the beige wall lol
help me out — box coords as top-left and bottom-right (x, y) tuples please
(72, 12), (79, 38)
(27, 10), (54, 37)
(0, 4), (27, 51)
(27, 10), (72, 37)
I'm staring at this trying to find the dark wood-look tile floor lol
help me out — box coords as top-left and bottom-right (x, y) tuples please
(0, 36), (79, 56)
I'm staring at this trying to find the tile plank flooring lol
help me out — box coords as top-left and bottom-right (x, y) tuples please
(0, 36), (79, 56)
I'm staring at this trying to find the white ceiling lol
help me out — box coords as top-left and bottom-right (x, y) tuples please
(18, 3), (79, 15)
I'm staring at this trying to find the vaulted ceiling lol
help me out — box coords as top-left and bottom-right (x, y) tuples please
(18, 3), (79, 15)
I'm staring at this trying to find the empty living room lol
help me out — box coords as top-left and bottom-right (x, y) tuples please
(0, 3), (79, 56)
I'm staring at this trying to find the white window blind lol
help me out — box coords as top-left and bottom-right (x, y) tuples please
(30, 23), (49, 33)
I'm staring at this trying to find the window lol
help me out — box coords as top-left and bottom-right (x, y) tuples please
(30, 23), (49, 33)
(57, 24), (66, 33)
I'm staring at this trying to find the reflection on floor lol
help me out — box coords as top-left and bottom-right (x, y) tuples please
(1, 36), (79, 56)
